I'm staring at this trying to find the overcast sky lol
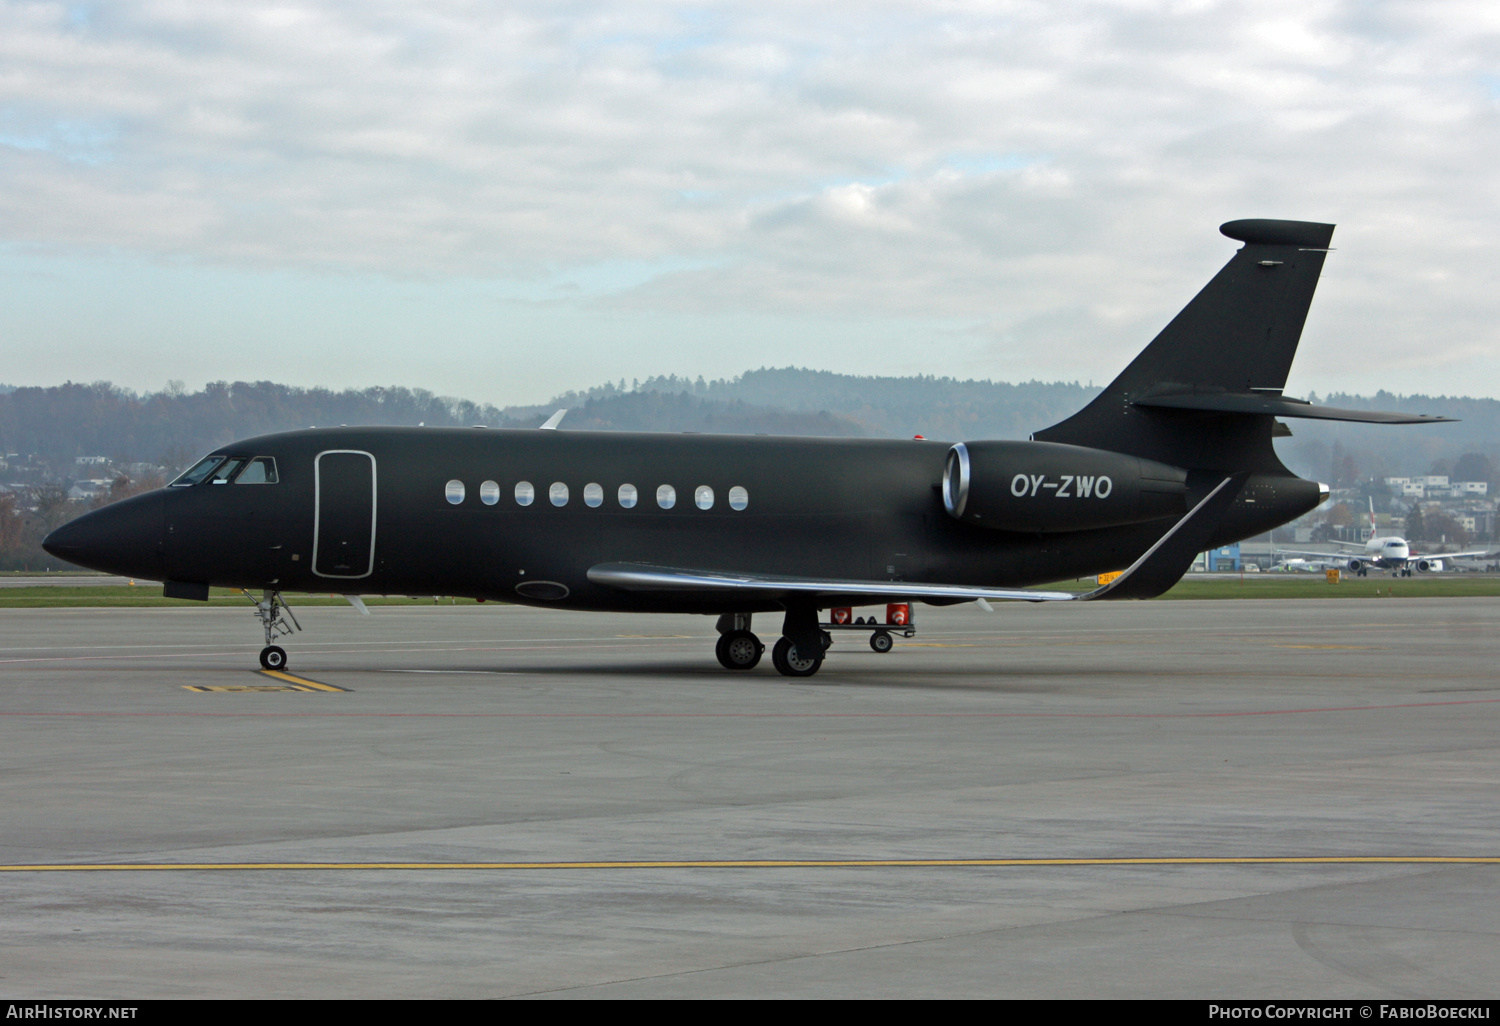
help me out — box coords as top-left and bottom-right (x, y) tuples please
(3, 0), (1499, 406)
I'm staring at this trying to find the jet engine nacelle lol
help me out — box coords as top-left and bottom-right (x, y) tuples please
(1415, 559), (1440, 573)
(943, 440), (1188, 533)
(1347, 559), (1364, 573)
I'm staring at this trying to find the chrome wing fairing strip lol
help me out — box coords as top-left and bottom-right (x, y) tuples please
(586, 563), (1076, 603)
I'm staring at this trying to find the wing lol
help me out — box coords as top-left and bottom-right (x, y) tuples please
(1411, 550), (1500, 562)
(591, 475), (1247, 606)
(1275, 539), (1365, 552)
(1276, 548), (1363, 560)
(586, 564), (1077, 604)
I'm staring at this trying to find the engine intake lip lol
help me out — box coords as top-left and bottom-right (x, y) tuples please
(943, 443), (971, 518)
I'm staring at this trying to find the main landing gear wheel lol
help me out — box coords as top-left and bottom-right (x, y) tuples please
(820, 630), (833, 651)
(772, 636), (823, 678)
(259, 645), (288, 670)
(869, 630), (894, 654)
(716, 630), (764, 670)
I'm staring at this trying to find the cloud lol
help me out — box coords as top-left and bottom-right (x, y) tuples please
(2, 0), (1500, 394)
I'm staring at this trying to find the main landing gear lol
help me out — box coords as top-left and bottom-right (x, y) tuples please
(716, 628), (764, 670)
(714, 606), (915, 678)
(771, 636), (823, 677)
(244, 589), (301, 670)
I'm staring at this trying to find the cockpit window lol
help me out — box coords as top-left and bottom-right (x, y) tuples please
(209, 458), (247, 484)
(171, 455), (227, 486)
(235, 457), (278, 484)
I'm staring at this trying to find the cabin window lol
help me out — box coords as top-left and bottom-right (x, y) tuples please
(656, 484), (676, 509)
(515, 481), (535, 506)
(235, 457), (278, 484)
(172, 455), (225, 486)
(549, 482), (569, 507)
(584, 482), (603, 508)
(445, 480), (465, 504)
(209, 458), (246, 484)
(618, 484), (638, 508)
(695, 485), (714, 510)
(479, 480), (500, 505)
(729, 486), (749, 510)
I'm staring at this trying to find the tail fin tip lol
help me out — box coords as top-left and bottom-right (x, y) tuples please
(1220, 219), (1335, 248)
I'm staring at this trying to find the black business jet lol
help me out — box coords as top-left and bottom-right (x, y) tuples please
(43, 219), (1450, 677)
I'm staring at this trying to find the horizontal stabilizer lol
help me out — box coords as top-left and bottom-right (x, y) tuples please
(1082, 474), (1247, 601)
(1133, 392), (1455, 425)
(587, 564), (1075, 604)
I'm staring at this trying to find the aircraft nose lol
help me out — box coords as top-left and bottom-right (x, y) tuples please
(42, 490), (165, 577)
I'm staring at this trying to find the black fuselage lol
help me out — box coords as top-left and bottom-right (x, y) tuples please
(49, 425), (1321, 614)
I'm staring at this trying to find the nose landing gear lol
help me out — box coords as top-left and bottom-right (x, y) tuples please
(244, 589), (301, 670)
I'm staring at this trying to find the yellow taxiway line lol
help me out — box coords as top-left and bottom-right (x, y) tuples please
(183, 671), (349, 693)
(255, 670), (348, 691)
(1, 857), (1498, 872)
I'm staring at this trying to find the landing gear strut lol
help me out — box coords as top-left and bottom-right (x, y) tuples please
(245, 589), (301, 670)
(773, 604), (826, 678)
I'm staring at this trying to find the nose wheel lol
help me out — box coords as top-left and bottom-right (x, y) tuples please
(244, 589), (301, 670)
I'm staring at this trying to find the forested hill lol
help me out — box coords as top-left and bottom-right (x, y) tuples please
(0, 381), (515, 471)
(2, 374), (1498, 485)
(540, 369), (1100, 441)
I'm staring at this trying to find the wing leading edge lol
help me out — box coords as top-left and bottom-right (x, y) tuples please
(589, 475), (1246, 606)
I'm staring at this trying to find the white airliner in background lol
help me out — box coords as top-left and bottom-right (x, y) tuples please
(1269, 556), (1344, 573)
(1280, 499), (1499, 576)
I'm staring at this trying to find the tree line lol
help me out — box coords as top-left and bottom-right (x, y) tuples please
(0, 381), (515, 470)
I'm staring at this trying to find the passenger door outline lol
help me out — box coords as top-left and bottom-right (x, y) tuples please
(313, 450), (377, 579)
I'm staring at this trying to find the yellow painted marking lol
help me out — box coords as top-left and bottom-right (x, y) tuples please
(1097, 571), (1123, 586)
(185, 672), (347, 693)
(185, 685), (309, 693)
(0, 857), (1497, 872)
(256, 670), (348, 692)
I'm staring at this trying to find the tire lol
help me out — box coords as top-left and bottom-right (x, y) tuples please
(772, 636), (823, 677)
(260, 645), (287, 671)
(716, 630), (763, 670)
(869, 630), (894, 654)
(820, 630), (832, 650)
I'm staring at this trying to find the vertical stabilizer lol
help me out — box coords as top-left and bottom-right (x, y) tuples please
(1035, 219), (1335, 473)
